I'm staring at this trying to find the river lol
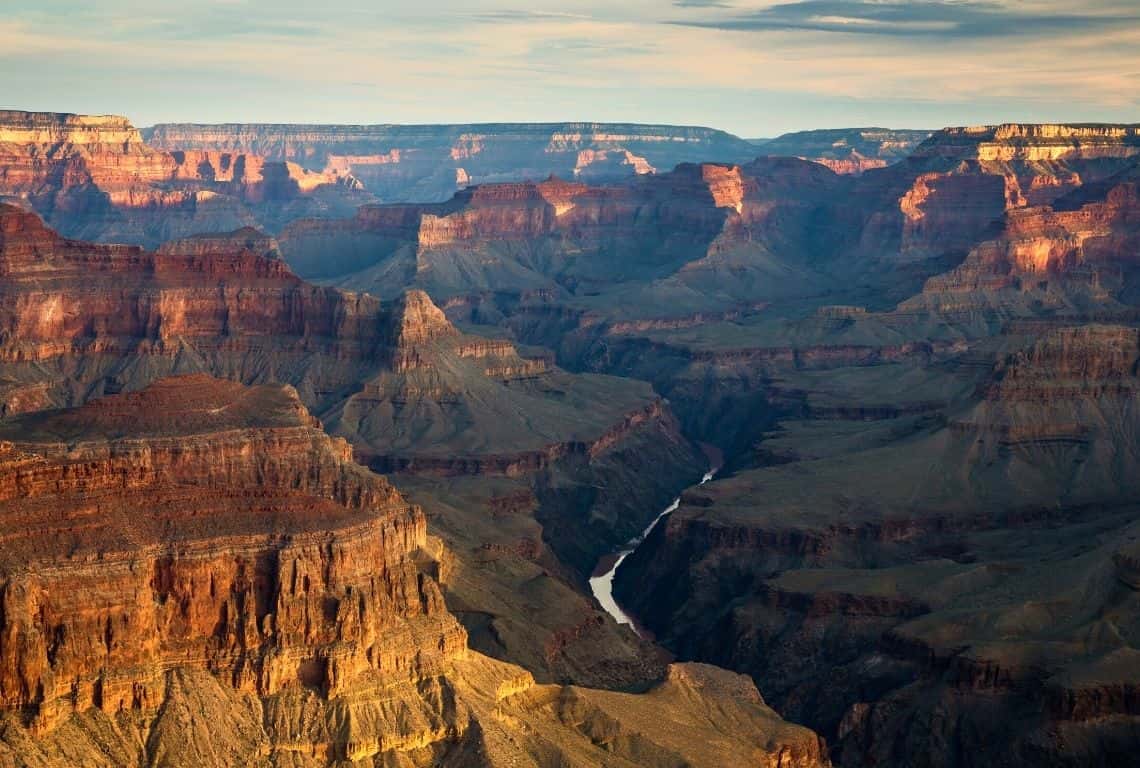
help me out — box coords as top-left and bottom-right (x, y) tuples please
(588, 467), (718, 637)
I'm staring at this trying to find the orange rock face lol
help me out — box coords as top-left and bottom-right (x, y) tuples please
(0, 204), (674, 497)
(279, 160), (812, 300)
(896, 169), (1007, 260)
(0, 376), (462, 732)
(0, 203), (385, 375)
(911, 174), (1140, 304)
(0, 111), (364, 247)
(910, 123), (1140, 207)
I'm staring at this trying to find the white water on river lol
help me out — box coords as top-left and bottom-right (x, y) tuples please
(588, 468), (717, 637)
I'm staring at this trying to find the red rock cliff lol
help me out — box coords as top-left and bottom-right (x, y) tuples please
(0, 376), (463, 733)
(0, 111), (363, 247)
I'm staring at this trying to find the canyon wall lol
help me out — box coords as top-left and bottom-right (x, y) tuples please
(143, 121), (760, 203)
(0, 111), (367, 247)
(614, 319), (1140, 767)
(5, 119), (1140, 767)
(279, 157), (857, 305)
(0, 376), (827, 767)
(0, 376), (465, 750)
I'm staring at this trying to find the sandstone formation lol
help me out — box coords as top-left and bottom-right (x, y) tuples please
(289, 125), (1140, 312)
(280, 158), (856, 309)
(0, 377), (826, 767)
(905, 123), (1140, 208)
(903, 170), (1140, 323)
(143, 121), (760, 203)
(0, 376), (463, 734)
(280, 124), (1140, 459)
(0, 200), (665, 466)
(0, 111), (368, 247)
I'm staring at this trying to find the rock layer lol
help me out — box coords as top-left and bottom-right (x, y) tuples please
(0, 377), (826, 767)
(0, 111), (366, 247)
(0, 375), (463, 735)
(143, 121), (760, 203)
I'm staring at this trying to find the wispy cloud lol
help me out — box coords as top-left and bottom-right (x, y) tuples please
(669, 0), (1140, 39)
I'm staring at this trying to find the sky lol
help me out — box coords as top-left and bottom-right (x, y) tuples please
(2, 0), (1138, 137)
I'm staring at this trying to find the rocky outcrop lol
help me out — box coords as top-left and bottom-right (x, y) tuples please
(901, 170), (1140, 323)
(0, 111), (366, 247)
(279, 157), (855, 304)
(987, 325), (1140, 401)
(155, 227), (284, 260)
(0, 203), (385, 384)
(0, 376), (463, 736)
(0, 206), (680, 482)
(920, 124), (1140, 163)
(0, 208), (711, 701)
(278, 129), (1139, 316)
(909, 123), (1140, 208)
(895, 170), (1008, 260)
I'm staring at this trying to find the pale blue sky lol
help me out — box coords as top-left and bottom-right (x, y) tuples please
(3, 1), (1138, 136)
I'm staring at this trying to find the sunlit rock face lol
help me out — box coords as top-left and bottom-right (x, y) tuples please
(902, 171), (1140, 319)
(143, 121), (760, 203)
(4, 115), (1140, 768)
(910, 123), (1140, 207)
(252, 122), (1140, 768)
(0, 111), (366, 247)
(0, 211), (827, 768)
(277, 158), (852, 304)
(0, 375), (462, 733)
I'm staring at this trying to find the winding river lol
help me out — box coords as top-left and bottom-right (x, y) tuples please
(588, 467), (718, 637)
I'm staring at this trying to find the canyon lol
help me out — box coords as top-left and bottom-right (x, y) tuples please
(0, 376), (827, 766)
(0, 201), (711, 697)
(270, 122), (1140, 766)
(0, 111), (761, 249)
(2, 114), (1140, 767)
